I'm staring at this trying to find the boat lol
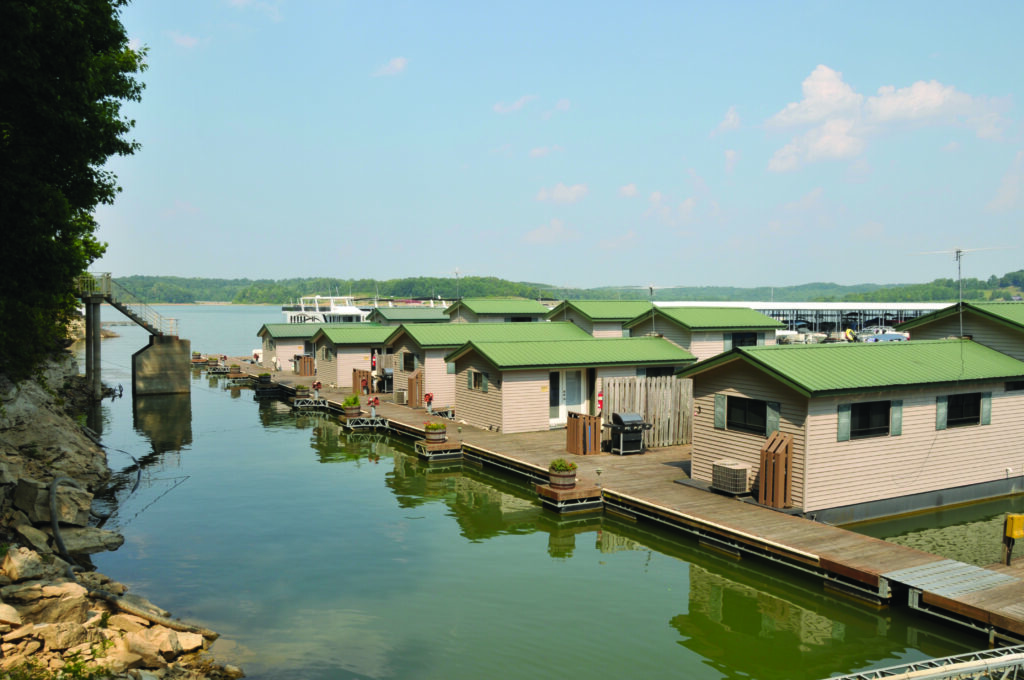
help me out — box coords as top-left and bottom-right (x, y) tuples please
(281, 296), (370, 324)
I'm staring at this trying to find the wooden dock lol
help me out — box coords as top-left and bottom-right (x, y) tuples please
(227, 362), (1024, 643)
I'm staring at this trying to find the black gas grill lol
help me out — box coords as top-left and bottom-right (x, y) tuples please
(607, 412), (652, 455)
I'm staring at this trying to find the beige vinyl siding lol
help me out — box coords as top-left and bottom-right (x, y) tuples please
(596, 366), (635, 404)
(423, 349), (456, 408)
(562, 310), (594, 334)
(272, 341), (305, 370)
(690, 332), (725, 361)
(501, 370), (549, 433)
(390, 339), (422, 394)
(592, 321), (625, 338)
(630, 317), (693, 350)
(260, 336), (274, 370)
(449, 310), (478, 323)
(336, 347), (373, 390)
(453, 355), (503, 431)
(691, 362), (808, 507)
(803, 384), (1024, 512)
(909, 314), (1024, 361)
(315, 340), (337, 385)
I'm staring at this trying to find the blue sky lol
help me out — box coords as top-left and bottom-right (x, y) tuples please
(95, 1), (1024, 290)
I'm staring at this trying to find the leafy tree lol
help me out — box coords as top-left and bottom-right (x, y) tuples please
(0, 0), (145, 377)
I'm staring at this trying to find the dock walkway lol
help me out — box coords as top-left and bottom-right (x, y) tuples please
(228, 362), (1024, 643)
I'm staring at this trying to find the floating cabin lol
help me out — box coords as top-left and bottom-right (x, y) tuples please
(311, 325), (393, 390)
(543, 300), (653, 337)
(365, 306), (450, 326)
(383, 322), (591, 410)
(445, 336), (696, 433)
(625, 306), (785, 361)
(676, 338), (1024, 524)
(444, 298), (550, 324)
(256, 323), (328, 372)
(897, 300), (1024, 361)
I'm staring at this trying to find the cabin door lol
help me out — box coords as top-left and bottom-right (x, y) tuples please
(549, 370), (584, 427)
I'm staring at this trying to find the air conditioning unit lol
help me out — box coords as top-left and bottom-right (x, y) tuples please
(712, 460), (751, 495)
(394, 389), (407, 405)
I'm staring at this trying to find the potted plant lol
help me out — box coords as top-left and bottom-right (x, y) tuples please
(548, 458), (578, 490)
(342, 394), (361, 417)
(294, 384), (310, 397)
(229, 364), (240, 375)
(424, 421), (447, 442)
(258, 372), (272, 384)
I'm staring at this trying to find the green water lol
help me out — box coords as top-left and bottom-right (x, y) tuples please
(81, 306), (977, 679)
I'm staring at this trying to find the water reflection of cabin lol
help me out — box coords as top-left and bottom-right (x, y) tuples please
(445, 337), (695, 433)
(383, 323), (591, 409)
(544, 299), (653, 337)
(677, 339), (1024, 523)
(444, 298), (550, 323)
(625, 306), (784, 361)
(898, 301), (1024, 361)
(311, 325), (393, 391)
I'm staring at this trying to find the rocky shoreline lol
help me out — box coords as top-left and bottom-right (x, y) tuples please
(0, 352), (242, 679)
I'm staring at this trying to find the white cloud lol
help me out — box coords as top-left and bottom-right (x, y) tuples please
(648, 191), (663, 205)
(373, 57), (408, 77)
(724, 149), (738, 173)
(987, 150), (1024, 213)
(767, 65), (1005, 171)
(168, 31), (199, 49)
(536, 183), (588, 203)
(619, 183), (638, 198)
(712, 106), (740, 135)
(599, 229), (638, 250)
(942, 141), (962, 152)
(524, 219), (580, 244)
(227, 0), (282, 22)
(769, 65), (862, 127)
(494, 95), (537, 114)
(529, 145), (563, 158)
(544, 98), (571, 119)
(679, 197), (697, 221)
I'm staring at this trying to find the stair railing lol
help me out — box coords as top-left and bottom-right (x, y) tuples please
(76, 273), (179, 336)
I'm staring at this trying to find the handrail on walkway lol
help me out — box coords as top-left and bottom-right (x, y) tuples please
(76, 272), (178, 337)
(824, 645), (1024, 680)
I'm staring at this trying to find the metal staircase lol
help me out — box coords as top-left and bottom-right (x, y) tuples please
(76, 273), (178, 336)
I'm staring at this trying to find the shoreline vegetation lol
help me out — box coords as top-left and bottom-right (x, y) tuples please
(111, 271), (1024, 306)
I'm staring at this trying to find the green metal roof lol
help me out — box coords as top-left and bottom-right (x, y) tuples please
(676, 339), (1024, 397)
(625, 306), (784, 331)
(314, 325), (394, 345)
(367, 307), (449, 322)
(448, 337), (696, 370)
(257, 322), (379, 339)
(444, 298), (550, 316)
(386, 322), (591, 348)
(897, 301), (1024, 333)
(545, 299), (653, 322)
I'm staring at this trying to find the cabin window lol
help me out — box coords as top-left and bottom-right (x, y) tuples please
(731, 332), (757, 348)
(468, 370), (489, 392)
(947, 393), (981, 428)
(726, 396), (767, 435)
(403, 352), (417, 372)
(850, 401), (891, 439)
(644, 366), (675, 378)
(1007, 380), (1024, 392)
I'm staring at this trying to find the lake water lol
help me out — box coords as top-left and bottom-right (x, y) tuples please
(78, 305), (979, 679)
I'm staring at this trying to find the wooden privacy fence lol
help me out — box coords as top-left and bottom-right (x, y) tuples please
(759, 431), (793, 508)
(602, 376), (693, 447)
(566, 412), (602, 455)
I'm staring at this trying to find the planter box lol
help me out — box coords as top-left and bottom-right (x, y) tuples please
(549, 469), (577, 490)
(343, 406), (361, 417)
(425, 429), (447, 443)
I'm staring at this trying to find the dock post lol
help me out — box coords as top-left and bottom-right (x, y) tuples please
(83, 294), (104, 400)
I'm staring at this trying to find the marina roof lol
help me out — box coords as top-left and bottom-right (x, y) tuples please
(444, 298), (550, 316)
(385, 322), (590, 348)
(257, 322), (380, 339)
(446, 337), (696, 370)
(313, 325), (394, 345)
(545, 299), (653, 323)
(366, 307), (450, 322)
(897, 301), (1024, 333)
(675, 339), (1024, 397)
(625, 306), (784, 331)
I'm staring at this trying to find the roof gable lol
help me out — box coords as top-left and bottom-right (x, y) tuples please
(367, 307), (449, 322)
(447, 337), (696, 369)
(445, 298), (549, 316)
(313, 325), (393, 345)
(545, 300), (653, 322)
(385, 321), (590, 349)
(898, 301), (1024, 333)
(676, 339), (1024, 396)
(625, 306), (784, 331)
(257, 323), (326, 339)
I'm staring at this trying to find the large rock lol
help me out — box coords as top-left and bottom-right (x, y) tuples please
(13, 523), (52, 554)
(36, 621), (88, 651)
(1, 547), (68, 583)
(0, 604), (21, 626)
(12, 479), (93, 526)
(4, 581), (90, 623)
(41, 526), (124, 555)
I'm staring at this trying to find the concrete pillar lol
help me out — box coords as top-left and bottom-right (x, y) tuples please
(83, 296), (103, 400)
(132, 335), (191, 395)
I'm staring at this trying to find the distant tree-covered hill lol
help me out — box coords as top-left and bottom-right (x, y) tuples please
(113, 269), (1024, 304)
